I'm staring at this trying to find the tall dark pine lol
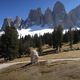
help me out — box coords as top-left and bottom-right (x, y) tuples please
(68, 27), (74, 49)
(52, 25), (63, 52)
(1, 26), (19, 61)
(18, 35), (24, 57)
(37, 36), (43, 55)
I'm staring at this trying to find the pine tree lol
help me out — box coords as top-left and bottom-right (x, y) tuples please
(33, 34), (40, 48)
(63, 32), (69, 43)
(43, 33), (53, 46)
(1, 26), (19, 61)
(18, 36), (24, 57)
(73, 30), (80, 44)
(68, 27), (73, 50)
(37, 36), (43, 55)
(0, 36), (3, 58)
(52, 25), (63, 52)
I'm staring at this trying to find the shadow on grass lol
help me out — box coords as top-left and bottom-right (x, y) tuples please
(21, 62), (32, 68)
(0, 62), (33, 75)
(41, 49), (58, 56)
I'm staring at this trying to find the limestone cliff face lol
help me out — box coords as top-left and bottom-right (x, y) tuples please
(1, 1), (80, 30)
(28, 8), (43, 25)
(52, 1), (67, 27)
(2, 18), (13, 30)
(44, 8), (53, 25)
(69, 5), (80, 27)
(14, 16), (23, 29)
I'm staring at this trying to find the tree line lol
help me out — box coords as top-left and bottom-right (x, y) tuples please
(0, 25), (80, 61)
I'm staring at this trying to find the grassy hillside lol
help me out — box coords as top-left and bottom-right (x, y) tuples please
(0, 60), (80, 80)
(0, 43), (80, 80)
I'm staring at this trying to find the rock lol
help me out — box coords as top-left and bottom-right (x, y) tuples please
(52, 1), (67, 27)
(44, 8), (53, 25)
(28, 8), (43, 25)
(2, 18), (13, 30)
(1, 1), (80, 30)
(30, 49), (39, 64)
(14, 16), (23, 29)
(69, 5), (80, 27)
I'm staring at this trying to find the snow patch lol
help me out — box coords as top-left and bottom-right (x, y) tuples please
(17, 28), (53, 37)
(0, 25), (80, 38)
(17, 25), (53, 37)
(0, 31), (5, 36)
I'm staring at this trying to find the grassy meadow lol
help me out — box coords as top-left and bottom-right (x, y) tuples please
(0, 43), (80, 80)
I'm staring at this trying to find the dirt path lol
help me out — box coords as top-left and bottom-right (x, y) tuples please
(0, 58), (80, 70)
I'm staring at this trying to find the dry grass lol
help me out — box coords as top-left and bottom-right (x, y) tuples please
(0, 43), (78, 63)
(8, 43), (80, 63)
(9, 49), (80, 63)
(62, 42), (80, 50)
(1, 60), (80, 80)
(0, 42), (80, 80)
(40, 50), (80, 60)
(9, 57), (30, 63)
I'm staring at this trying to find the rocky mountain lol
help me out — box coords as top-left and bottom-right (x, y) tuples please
(27, 8), (43, 25)
(52, 1), (67, 26)
(14, 16), (24, 29)
(44, 8), (53, 25)
(69, 5), (80, 27)
(1, 1), (80, 30)
(22, 8), (44, 28)
(2, 18), (13, 30)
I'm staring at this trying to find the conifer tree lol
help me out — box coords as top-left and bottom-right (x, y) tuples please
(1, 26), (19, 61)
(37, 36), (43, 55)
(52, 25), (63, 52)
(68, 27), (73, 50)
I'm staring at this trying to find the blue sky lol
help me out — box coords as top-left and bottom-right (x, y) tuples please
(0, 0), (80, 27)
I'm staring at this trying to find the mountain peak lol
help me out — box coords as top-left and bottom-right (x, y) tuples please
(54, 1), (64, 10)
(2, 18), (13, 30)
(55, 1), (63, 5)
(14, 16), (22, 29)
(1, 1), (80, 30)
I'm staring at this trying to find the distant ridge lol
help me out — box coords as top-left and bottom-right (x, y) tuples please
(1, 1), (80, 30)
